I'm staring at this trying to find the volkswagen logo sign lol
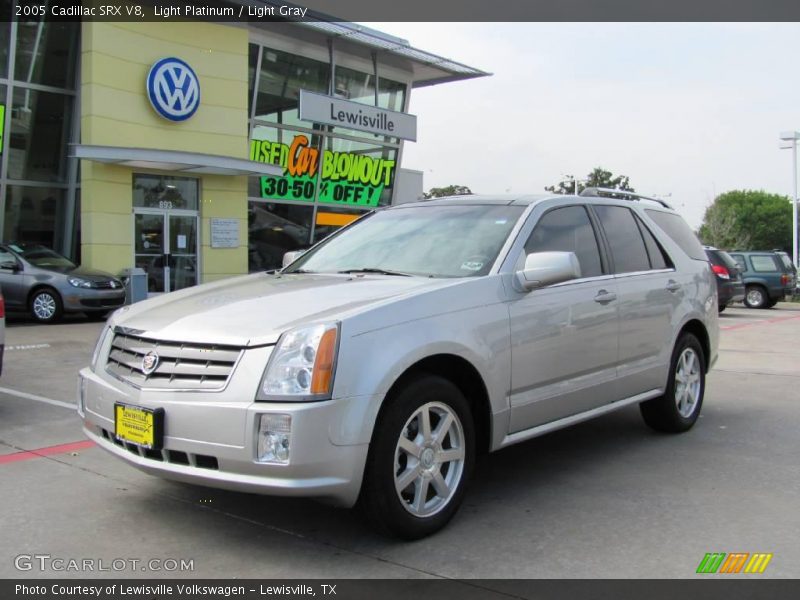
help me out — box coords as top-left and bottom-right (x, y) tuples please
(141, 351), (160, 376)
(146, 57), (200, 122)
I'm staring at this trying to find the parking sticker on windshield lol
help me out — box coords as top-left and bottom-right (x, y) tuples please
(461, 261), (484, 272)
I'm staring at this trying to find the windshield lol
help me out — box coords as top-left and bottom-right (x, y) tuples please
(286, 204), (525, 278)
(9, 244), (77, 269)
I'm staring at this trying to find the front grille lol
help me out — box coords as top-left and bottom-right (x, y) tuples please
(105, 331), (242, 391)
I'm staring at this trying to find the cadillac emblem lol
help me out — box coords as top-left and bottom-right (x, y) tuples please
(141, 351), (160, 375)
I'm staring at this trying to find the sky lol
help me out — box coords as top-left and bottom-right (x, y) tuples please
(365, 22), (800, 229)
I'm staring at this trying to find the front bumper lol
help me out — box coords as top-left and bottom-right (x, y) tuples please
(79, 364), (370, 507)
(63, 289), (126, 312)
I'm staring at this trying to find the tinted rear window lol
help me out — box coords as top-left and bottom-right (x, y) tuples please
(777, 253), (793, 270)
(644, 210), (706, 261)
(708, 249), (739, 271)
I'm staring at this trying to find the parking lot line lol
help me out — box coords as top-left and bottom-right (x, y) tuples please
(0, 386), (76, 410)
(720, 313), (800, 331)
(0, 440), (95, 465)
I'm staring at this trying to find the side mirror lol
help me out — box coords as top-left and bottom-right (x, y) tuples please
(282, 250), (305, 268)
(0, 261), (19, 272)
(515, 251), (581, 292)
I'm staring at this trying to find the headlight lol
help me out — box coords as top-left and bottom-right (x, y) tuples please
(68, 277), (93, 288)
(257, 322), (339, 401)
(91, 326), (112, 371)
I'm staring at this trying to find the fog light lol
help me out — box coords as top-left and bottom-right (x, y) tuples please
(257, 414), (292, 464)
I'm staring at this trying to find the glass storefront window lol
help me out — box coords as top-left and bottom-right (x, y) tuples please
(250, 126), (324, 202)
(3, 185), (67, 249)
(378, 77), (406, 112)
(248, 43), (259, 116)
(248, 201), (313, 272)
(323, 137), (397, 207)
(7, 87), (73, 182)
(334, 64), (375, 104)
(0, 19), (9, 78)
(254, 46), (330, 128)
(14, 20), (78, 89)
(312, 206), (370, 244)
(133, 174), (199, 211)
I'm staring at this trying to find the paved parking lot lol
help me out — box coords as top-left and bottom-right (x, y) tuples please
(1, 304), (799, 579)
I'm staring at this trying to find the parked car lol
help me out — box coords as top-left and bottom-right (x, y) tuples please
(703, 246), (745, 312)
(0, 243), (126, 323)
(80, 192), (718, 539)
(727, 250), (796, 309)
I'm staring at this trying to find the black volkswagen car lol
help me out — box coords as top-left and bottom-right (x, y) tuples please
(704, 246), (745, 312)
(0, 243), (125, 323)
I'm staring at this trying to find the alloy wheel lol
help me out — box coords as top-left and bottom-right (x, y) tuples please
(33, 293), (57, 321)
(674, 347), (702, 418)
(394, 401), (466, 518)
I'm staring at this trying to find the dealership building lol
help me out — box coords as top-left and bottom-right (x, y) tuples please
(0, 8), (485, 293)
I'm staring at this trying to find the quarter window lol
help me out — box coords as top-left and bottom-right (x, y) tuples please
(594, 206), (650, 274)
(524, 206), (603, 278)
(750, 255), (779, 272)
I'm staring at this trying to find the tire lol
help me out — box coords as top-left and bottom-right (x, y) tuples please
(743, 285), (768, 309)
(718, 304), (726, 313)
(640, 333), (705, 433)
(29, 288), (63, 323)
(359, 374), (475, 540)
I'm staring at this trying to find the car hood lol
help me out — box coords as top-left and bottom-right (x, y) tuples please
(111, 273), (455, 346)
(38, 265), (119, 280)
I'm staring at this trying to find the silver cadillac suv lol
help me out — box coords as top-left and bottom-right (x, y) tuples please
(79, 191), (718, 539)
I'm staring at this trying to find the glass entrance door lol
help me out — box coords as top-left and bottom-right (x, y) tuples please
(135, 211), (198, 293)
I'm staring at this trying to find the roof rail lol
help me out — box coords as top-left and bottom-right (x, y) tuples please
(579, 187), (673, 209)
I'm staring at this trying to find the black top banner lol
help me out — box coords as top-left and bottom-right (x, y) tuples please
(4, 0), (800, 22)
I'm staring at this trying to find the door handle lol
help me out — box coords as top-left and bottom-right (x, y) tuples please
(594, 289), (617, 304)
(666, 280), (681, 293)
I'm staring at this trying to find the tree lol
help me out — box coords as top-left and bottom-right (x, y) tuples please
(423, 185), (472, 199)
(545, 167), (634, 196)
(698, 190), (792, 252)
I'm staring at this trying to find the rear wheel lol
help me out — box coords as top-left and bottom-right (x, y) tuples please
(718, 304), (726, 313)
(744, 285), (768, 309)
(360, 375), (474, 539)
(30, 288), (63, 323)
(640, 333), (705, 433)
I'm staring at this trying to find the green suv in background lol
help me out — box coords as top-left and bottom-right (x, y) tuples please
(728, 251), (796, 308)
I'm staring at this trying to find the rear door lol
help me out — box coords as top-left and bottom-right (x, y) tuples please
(592, 205), (680, 398)
(508, 204), (620, 432)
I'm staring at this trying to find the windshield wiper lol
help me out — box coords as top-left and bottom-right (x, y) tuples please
(337, 268), (412, 277)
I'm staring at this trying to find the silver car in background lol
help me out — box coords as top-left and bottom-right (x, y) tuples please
(80, 192), (718, 539)
(0, 243), (125, 323)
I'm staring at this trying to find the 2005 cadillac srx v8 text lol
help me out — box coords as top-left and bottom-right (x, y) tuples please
(80, 191), (718, 539)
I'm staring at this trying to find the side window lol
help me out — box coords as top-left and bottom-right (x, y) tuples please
(634, 216), (671, 270)
(730, 254), (747, 271)
(644, 209), (707, 261)
(751, 255), (779, 272)
(594, 205), (650, 274)
(524, 205), (603, 278)
(0, 248), (17, 267)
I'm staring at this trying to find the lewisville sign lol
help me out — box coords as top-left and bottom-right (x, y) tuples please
(299, 90), (417, 142)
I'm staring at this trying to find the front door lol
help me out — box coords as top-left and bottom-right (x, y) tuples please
(134, 210), (198, 294)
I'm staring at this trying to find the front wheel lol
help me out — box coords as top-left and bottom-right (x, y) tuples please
(30, 289), (63, 323)
(640, 333), (705, 433)
(359, 375), (475, 539)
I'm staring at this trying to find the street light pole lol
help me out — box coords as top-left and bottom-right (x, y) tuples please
(779, 131), (799, 269)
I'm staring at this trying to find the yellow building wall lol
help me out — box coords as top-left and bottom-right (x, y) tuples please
(80, 20), (249, 282)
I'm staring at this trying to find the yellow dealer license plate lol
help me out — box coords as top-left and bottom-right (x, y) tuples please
(114, 404), (164, 450)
